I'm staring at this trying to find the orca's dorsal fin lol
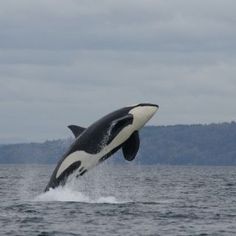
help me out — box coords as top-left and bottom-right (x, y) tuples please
(122, 131), (140, 161)
(68, 125), (86, 138)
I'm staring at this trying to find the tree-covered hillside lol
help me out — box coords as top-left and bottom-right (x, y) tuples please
(139, 122), (236, 165)
(0, 122), (236, 165)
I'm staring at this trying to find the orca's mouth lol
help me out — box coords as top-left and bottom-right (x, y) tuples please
(136, 103), (159, 109)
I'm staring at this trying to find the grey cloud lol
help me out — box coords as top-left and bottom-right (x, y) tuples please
(0, 0), (236, 142)
(0, 0), (235, 51)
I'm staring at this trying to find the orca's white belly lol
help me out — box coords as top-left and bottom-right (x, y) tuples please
(56, 125), (135, 179)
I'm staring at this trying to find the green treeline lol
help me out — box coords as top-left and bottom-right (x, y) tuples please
(0, 122), (235, 165)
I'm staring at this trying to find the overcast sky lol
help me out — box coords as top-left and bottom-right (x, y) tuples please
(0, 0), (236, 143)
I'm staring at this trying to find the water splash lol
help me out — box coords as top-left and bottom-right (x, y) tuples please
(34, 162), (131, 204)
(98, 122), (114, 152)
(17, 165), (45, 201)
(34, 185), (122, 204)
(30, 124), (135, 204)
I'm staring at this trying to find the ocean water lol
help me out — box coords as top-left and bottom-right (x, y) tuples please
(0, 163), (236, 236)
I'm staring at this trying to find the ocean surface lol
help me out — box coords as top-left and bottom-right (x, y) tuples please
(0, 163), (236, 236)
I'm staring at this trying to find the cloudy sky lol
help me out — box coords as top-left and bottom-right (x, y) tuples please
(0, 0), (236, 143)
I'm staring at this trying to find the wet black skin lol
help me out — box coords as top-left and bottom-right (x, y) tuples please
(45, 106), (133, 191)
(44, 103), (158, 192)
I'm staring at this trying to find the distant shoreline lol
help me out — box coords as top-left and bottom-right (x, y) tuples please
(1, 122), (235, 145)
(1, 122), (236, 165)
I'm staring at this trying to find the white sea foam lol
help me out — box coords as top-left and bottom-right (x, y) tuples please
(34, 186), (123, 204)
(34, 162), (130, 204)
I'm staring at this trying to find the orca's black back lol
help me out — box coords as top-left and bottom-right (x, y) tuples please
(44, 106), (132, 191)
(68, 106), (132, 155)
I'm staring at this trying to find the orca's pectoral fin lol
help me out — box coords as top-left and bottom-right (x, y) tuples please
(68, 125), (86, 138)
(122, 131), (140, 161)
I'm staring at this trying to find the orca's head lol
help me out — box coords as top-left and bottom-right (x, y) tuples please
(128, 103), (159, 130)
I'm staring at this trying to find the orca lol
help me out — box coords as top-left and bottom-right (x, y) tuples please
(44, 103), (159, 192)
